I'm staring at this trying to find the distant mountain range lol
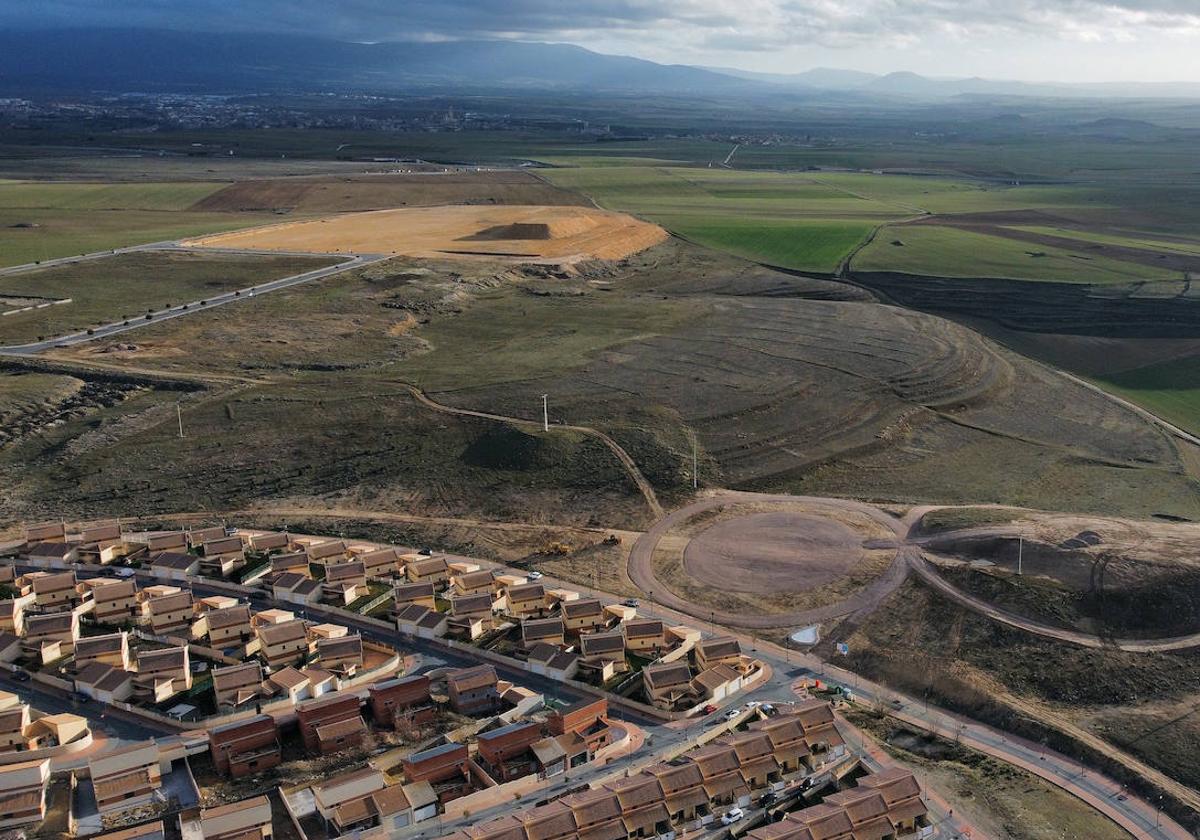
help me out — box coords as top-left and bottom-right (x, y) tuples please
(2, 28), (1199, 100)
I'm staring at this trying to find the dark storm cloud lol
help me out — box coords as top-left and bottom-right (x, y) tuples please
(7, 0), (1199, 45)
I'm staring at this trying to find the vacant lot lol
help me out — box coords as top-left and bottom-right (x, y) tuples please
(854, 224), (1180, 283)
(0, 250), (338, 343)
(191, 170), (586, 212)
(847, 709), (1132, 840)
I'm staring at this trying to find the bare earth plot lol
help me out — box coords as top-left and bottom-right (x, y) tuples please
(182, 205), (668, 263)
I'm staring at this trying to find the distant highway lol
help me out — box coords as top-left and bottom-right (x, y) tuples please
(0, 243), (388, 356)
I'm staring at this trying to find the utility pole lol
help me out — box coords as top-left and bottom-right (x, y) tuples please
(541, 394), (549, 432)
(691, 431), (698, 490)
(176, 403), (184, 438)
(1017, 536), (1023, 576)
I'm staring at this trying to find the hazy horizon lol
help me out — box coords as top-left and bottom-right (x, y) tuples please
(5, 0), (1200, 85)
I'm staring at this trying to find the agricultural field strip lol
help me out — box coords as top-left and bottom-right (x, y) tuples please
(0, 249), (384, 355)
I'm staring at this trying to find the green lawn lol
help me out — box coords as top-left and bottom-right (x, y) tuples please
(1096, 355), (1200, 435)
(852, 224), (1181, 283)
(0, 250), (338, 343)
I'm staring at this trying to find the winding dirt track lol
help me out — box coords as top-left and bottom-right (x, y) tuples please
(398, 383), (664, 519)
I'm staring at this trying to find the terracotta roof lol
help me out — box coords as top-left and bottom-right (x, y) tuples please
(447, 664), (496, 692)
(455, 570), (495, 590)
(213, 662), (263, 690)
(507, 582), (545, 602)
(270, 553), (308, 572)
(96, 667), (133, 692)
(267, 667), (309, 691)
(32, 571), (75, 591)
(150, 551), (198, 571)
(394, 582), (436, 602)
(698, 635), (741, 659)
(137, 646), (187, 672)
(409, 556), (448, 576)
(580, 631), (625, 657)
(642, 661), (692, 690)
(645, 761), (704, 794)
(75, 633), (127, 657)
(93, 580), (137, 601)
(25, 612), (74, 634)
(272, 572), (308, 590)
(522, 618), (564, 642)
(326, 561), (366, 583)
(451, 593), (493, 614)
(603, 773), (664, 810)
(147, 591), (193, 613)
(623, 619), (664, 638)
(316, 635), (363, 660)
(307, 540), (347, 560)
(27, 542), (75, 560)
(561, 598), (603, 619)
(316, 716), (365, 742)
(257, 619), (307, 645)
(691, 664), (740, 692)
(207, 605), (251, 630)
(203, 537), (244, 556)
(561, 788), (623, 828)
(358, 548), (399, 568)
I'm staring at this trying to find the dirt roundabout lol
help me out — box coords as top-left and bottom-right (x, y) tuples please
(682, 511), (869, 594)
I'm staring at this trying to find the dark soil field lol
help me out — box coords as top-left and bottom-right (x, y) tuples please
(191, 170), (586, 213)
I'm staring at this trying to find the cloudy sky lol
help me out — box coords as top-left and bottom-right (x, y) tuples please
(9, 0), (1200, 82)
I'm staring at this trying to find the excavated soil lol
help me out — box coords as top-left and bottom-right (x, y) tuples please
(182, 205), (667, 263)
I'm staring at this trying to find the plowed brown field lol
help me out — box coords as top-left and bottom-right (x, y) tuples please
(182, 205), (667, 263)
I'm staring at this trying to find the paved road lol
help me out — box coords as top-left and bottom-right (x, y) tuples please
(0, 248), (388, 356)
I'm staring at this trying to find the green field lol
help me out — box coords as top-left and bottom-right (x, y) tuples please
(543, 165), (912, 272)
(853, 224), (1181, 283)
(0, 180), (270, 268)
(1012, 226), (1200, 256)
(1096, 355), (1200, 436)
(0, 250), (338, 343)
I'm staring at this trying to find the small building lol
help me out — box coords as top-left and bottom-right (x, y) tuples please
(142, 589), (194, 635)
(199, 795), (273, 840)
(80, 521), (122, 546)
(23, 610), (79, 660)
(295, 694), (363, 755)
(74, 662), (134, 704)
(642, 661), (694, 709)
(149, 551), (201, 582)
(406, 556), (449, 587)
(140, 531), (188, 553)
(445, 664), (499, 716)
(201, 605), (254, 648)
(368, 675), (434, 728)
(315, 634), (364, 675)
(73, 631), (131, 671)
(526, 644), (578, 681)
(358, 548), (401, 579)
(578, 631), (627, 682)
(212, 662), (266, 712)
(22, 541), (79, 566)
(88, 741), (163, 815)
(89, 820), (165, 840)
(323, 561), (367, 605)
(401, 742), (472, 799)
(446, 593), (493, 640)
(271, 572), (321, 606)
(30, 571), (79, 611)
(0, 596), (32, 635)
(394, 604), (448, 639)
(87, 579), (139, 626)
(265, 666), (312, 704)
(854, 767), (928, 833)
(134, 645), (192, 703)
(201, 537), (246, 576)
(248, 532), (290, 552)
(623, 619), (666, 654)
(561, 598), (607, 635)
(690, 664), (742, 703)
(0, 758), (50, 829)
(188, 526), (227, 548)
(208, 715), (281, 778)
(24, 522), (66, 544)
(269, 552), (309, 577)
(306, 540), (348, 566)
(475, 721), (543, 782)
(393, 581), (437, 611)
(450, 569), (494, 597)
(257, 619), (309, 668)
(504, 583), (548, 620)
(547, 697), (612, 755)
(695, 636), (742, 672)
(521, 617), (565, 649)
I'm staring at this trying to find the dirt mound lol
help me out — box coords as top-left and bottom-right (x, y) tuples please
(467, 216), (599, 242)
(182, 205), (666, 264)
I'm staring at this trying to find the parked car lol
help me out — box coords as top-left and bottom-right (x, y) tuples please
(759, 791), (777, 806)
(527, 571), (544, 580)
(622, 598), (640, 608)
(11, 670), (31, 682)
(724, 708), (741, 721)
(721, 808), (745, 826)
(703, 704), (718, 715)
(745, 700), (762, 709)
(418, 548), (434, 556)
